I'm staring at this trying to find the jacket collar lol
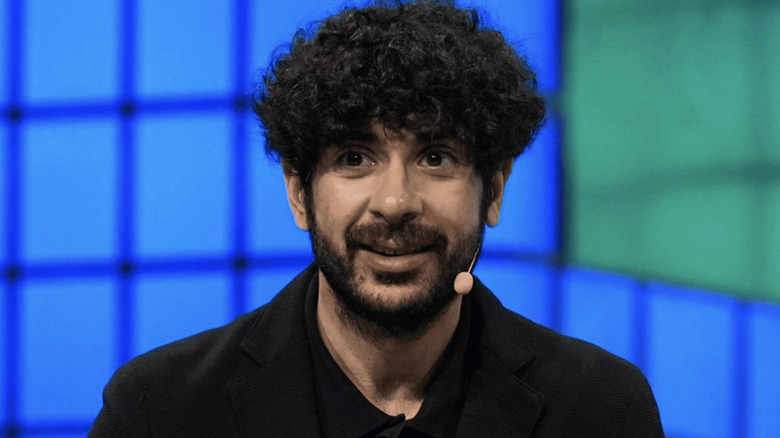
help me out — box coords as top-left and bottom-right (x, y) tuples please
(230, 264), (322, 437)
(455, 278), (544, 436)
(229, 264), (544, 437)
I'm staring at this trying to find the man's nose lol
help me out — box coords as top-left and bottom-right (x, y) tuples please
(367, 162), (423, 226)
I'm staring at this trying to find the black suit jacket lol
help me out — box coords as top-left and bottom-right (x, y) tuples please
(90, 264), (664, 437)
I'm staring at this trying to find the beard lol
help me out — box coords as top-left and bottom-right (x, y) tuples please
(307, 205), (485, 341)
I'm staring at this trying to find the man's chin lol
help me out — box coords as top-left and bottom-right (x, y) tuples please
(332, 274), (458, 340)
(356, 283), (441, 312)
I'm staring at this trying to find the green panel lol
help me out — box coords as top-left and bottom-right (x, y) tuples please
(566, 0), (780, 302)
(766, 188), (780, 295)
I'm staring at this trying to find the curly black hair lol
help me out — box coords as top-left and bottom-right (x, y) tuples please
(254, 0), (545, 182)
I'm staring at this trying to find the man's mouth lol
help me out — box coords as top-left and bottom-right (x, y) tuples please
(360, 244), (433, 257)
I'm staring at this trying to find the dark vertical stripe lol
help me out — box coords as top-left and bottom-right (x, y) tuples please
(549, 112), (564, 330)
(121, 0), (136, 98)
(4, 0), (23, 434)
(733, 301), (748, 438)
(555, 0), (567, 262)
(231, 0), (250, 318)
(552, 0), (563, 94)
(634, 280), (649, 374)
(8, 0), (22, 105)
(545, 0), (563, 334)
(117, 0), (137, 366)
(2, 283), (18, 437)
(117, 117), (134, 365)
(4, 131), (20, 437)
(549, 264), (563, 332)
(553, 114), (565, 262)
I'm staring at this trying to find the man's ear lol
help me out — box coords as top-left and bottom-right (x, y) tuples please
(282, 161), (310, 231)
(486, 160), (513, 227)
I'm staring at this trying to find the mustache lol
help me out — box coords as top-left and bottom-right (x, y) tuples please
(345, 222), (448, 253)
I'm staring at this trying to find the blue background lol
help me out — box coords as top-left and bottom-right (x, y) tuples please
(1, 0), (778, 437)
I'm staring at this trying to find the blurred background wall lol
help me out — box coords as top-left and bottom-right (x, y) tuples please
(0, 1), (777, 437)
(567, 0), (780, 304)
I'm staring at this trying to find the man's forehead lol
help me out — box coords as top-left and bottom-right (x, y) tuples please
(344, 121), (457, 144)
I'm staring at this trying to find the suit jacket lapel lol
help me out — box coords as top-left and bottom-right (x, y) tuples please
(229, 344), (321, 437)
(229, 265), (323, 437)
(456, 279), (545, 437)
(225, 267), (544, 437)
(456, 368), (544, 437)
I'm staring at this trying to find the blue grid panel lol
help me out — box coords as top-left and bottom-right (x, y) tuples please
(560, 268), (638, 363)
(138, 0), (233, 98)
(249, 0), (349, 81)
(248, 124), (310, 255)
(18, 277), (116, 423)
(467, 0), (560, 92)
(0, 284), (6, 425)
(20, 434), (89, 438)
(747, 303), (780, 438)
(21, 118), (118, 263)
(133, 271), (232, 356)
(475, 258), (553, 327)
(647, 285), (738, 438)
(23, 1), (118, 103)
(247, 261), (314, 311)
(1, 122), (6, 263)
(483, 115), (559, 255)
(136, 113), (232, 258)
(0, 1), (8, 106)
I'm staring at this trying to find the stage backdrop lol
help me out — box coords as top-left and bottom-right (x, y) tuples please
(0, 1), (777, 437)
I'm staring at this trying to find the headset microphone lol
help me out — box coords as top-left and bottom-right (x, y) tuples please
(453, 249), (479, 295)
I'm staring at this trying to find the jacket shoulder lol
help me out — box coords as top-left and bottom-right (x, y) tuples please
(105, 264), (318, 400)
(89, 305), (269, 438)
(90, 265), (319, 437)
(130, 305), (265, 382)
(525, 321), (662, 436)
(472, 285), (663, 437)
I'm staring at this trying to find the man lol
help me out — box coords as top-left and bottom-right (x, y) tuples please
(91, 1), (663, 436)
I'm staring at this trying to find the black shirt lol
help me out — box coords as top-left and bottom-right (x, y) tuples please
(304, 277), (471, 438)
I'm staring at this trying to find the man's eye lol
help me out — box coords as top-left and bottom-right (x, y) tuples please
(339, 151), (371, 167)
(425, 152), (443, 166)
(422, 151), (455, 167)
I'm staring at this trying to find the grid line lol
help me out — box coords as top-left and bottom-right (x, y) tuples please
(230, 0), (251, 319)
(6, 251), (558, 280)
(116, 0), (138, 372)
(2, 1), (777, 437)
(634, 280), (649, 375)
(733, 301), (748, 437)
(4, 0), (23, 433)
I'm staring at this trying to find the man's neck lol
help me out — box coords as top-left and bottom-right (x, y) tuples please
(315, 272), (463, 418)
